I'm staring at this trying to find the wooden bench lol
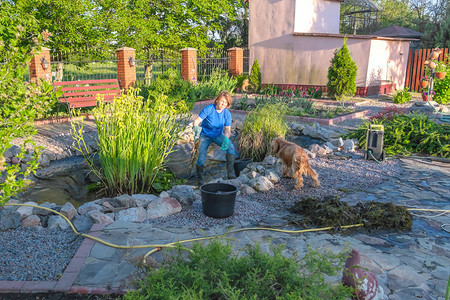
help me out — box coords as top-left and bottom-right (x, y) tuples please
(53, 79), (121, 110)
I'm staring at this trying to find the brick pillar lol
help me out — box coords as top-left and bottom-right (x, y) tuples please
(116, 47), (136, 90)
(228, 47), (243, 76)
(181, 48), (197, 82)
(29, 47), (51, 83)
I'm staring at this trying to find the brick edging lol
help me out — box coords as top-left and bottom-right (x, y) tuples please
(0, 223), (129, 295)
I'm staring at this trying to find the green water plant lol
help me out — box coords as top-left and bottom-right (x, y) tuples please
(71, 88), (187, 196)
(392, 87), (412, 104)
(239, 103), (289, 161)
(125, 239), (354, 299)
(343, 113), (450, 158)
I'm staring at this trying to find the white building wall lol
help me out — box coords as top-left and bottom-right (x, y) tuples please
(294, 0), (341, 34)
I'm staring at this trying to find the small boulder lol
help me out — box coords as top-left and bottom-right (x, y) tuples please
(21, 215), (42, 227)
(48, 215), (70, 230)
(60, 202), (78, 221)
(132, 194), (159, 207)
(170, 185), (196, 209)
(0, 210), (21, 231)
(115, 207), (147, 223)
(86, 210), (114, 225)
(248, 176), (274, 192)
(78, 202), (102, 216)
(147, 197), (182, 219)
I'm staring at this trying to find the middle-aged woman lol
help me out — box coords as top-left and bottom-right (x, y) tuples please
(193, 91), (236, 185)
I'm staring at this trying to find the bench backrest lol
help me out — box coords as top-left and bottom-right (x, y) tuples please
(53, 79), (121, 108)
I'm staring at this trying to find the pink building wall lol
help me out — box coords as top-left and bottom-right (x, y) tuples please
(248, 0), (413, 95)
(294, 0), (341, 34)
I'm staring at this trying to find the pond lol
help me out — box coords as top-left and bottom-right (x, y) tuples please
(16, 156), (99, 208)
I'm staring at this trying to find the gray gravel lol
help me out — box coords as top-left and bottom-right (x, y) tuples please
(0, 228), (84, 281)
(146, 152), (404, 228)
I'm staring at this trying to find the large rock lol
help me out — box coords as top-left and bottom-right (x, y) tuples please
(165, 142), (195, 179)
(48, 215), (70, 230)
(86, 210), (114, 225)
(72, 215), (94, 233)
(170, 185), (196, 209)
(21, 215), (42, 227)
(16, 201), (38, 219)
(60, 202), (77, 220)
(33, 202), (58, 216)
(78, 202), (102, 216)
(0, 210), (21, 231)
(147, 197), (182, 219)
(132, 194), (159, 207)
(115, 207), (147, 223)
(248, 176), (274, 192)
(112, 194), (137, 208)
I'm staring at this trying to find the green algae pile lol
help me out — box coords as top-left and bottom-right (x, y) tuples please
(289, 196), (413, 230)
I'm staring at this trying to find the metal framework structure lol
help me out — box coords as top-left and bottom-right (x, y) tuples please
(340, 0), (382, 35)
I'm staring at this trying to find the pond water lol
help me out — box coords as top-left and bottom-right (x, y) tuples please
(17, 156), (99, 208)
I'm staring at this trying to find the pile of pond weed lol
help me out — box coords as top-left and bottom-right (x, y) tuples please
(288, 195), (412, 230)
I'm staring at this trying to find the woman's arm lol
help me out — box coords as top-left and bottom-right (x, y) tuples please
(193, 116), (203, 127)
(224, 126), (231, 139)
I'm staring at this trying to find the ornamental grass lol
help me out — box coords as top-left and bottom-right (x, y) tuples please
(71, 88), (187, 196)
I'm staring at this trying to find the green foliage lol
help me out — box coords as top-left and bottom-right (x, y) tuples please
(139, 68), (193, 114)
(125, 240), (354, 299)
(14, 0), (247, 52)
(434, 74), (450, 104)
(152, 169), (186, 193)
(307, 87), (324, 99)
(260, 84), (282, 95)
(233, 95), (355, 119)
(0, 3), (53, 206)
(326, 37), (357, 100)
(392, 87), (412, 104)
(249, 59), (262, 92)
(190, 68), (237, 102)
(435, 60), (447, 73)
(343, 114), (450, 158)
(140, 68), (236, 113)
(71, 88), (187, 196)
(239, 103), (288, 161)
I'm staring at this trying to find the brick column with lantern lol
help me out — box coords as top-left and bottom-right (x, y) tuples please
(228, 47), (244, 77)
(29, 47), (51, 83)
(116, 47), (136, 90)
(181, 48), (197, 82)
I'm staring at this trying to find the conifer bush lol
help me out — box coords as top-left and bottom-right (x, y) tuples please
(249, 59), (262, 92)
(326, 37), (357, 100)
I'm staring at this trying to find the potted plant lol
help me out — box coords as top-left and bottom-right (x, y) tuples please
(435, 61), (447, 79)
(421, 87), (436, 101)
(420, 75), (429, 88)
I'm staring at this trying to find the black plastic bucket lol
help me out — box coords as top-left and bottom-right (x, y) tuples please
(200, 183), (238, 218)
(233, 158), (252, 177)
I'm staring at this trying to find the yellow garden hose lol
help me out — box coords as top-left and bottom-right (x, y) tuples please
(3, 203), (450, 263)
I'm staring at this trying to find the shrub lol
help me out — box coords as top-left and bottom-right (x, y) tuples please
(190, 68), (237, 102)
(392, 87), (412, 104)
(343, 113), (450, 158)
(235, 74), (249, 91)
(326, 37), (357, 100)
(433, 74), (450, 104)
(249, 59), (262, 92)
(139, 68), (193, 114)
(0, 3), (53, 205)
(239, 103), (289, 161)
(125, 240), (354, 299)
(71, 88), (188, 196)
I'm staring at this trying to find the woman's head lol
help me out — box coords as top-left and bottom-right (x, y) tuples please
(214, 91), (232, 109)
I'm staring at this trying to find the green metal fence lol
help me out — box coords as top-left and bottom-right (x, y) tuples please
(50, 49), (117, 82)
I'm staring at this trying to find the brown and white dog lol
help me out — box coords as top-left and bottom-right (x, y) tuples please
(271, 137), (320, 188)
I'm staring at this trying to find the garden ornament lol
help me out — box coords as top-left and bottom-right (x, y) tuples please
(424, 48), (443, 69)
(342, 249), (379, 300)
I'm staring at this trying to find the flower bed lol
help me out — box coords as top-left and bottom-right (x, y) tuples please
(231, 95), (370, 125)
